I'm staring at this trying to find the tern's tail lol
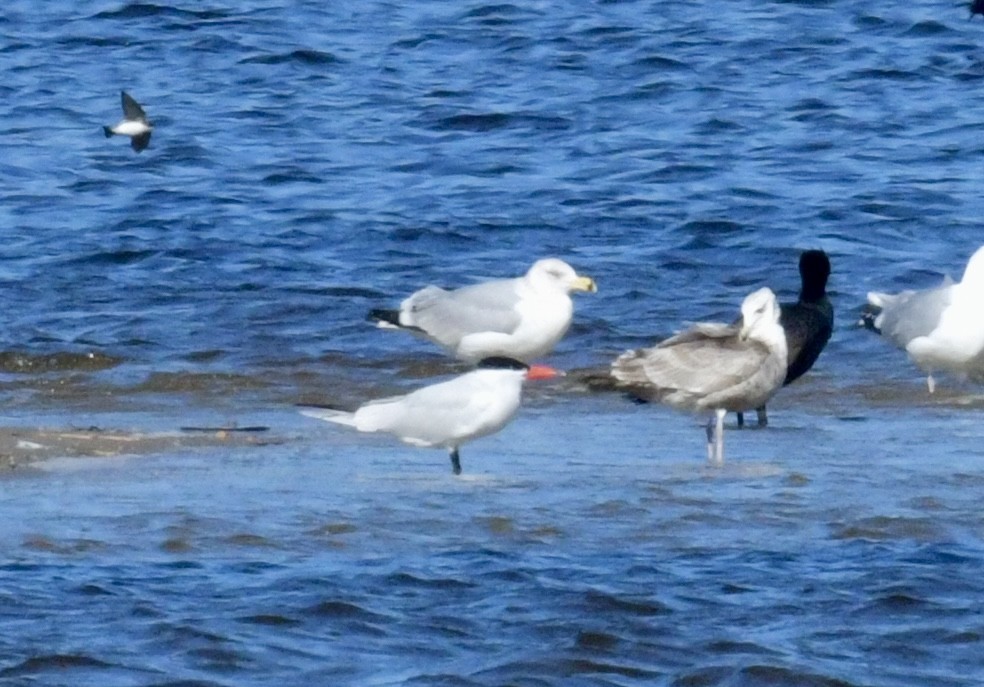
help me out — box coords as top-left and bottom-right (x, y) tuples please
(299, 406), (357, 427)
(103, 126), (114, 138)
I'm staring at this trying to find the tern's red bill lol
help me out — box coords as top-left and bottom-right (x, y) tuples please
(526, 364), (561, 381)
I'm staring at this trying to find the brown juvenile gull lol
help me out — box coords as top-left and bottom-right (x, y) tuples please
(103, 91), (153, 152)
(369, 258), (597, 363)
(611, 287), (788, 464)
(738, 249), (833, 427)
(860, 245), (984, 393)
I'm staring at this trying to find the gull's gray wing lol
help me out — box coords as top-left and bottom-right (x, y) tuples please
(402, 278), (523, 344)
(873, 279), (953, 349)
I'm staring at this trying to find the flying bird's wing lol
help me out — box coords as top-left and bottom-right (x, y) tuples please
(131, 131), (152, 152)
(121, 91), (148, 122)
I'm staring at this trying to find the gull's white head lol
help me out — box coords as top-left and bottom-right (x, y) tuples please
(924, 245), (984, 359)
(738, 287), (782, 343)
(526, 258), (597, 294)
(959, 245), (984, 290)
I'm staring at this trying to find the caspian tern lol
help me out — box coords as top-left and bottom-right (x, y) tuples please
(300, 357), (560, 474)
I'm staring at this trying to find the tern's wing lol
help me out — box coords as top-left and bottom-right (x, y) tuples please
(121, 91), (148, 122)
(131, 131), (151, 152)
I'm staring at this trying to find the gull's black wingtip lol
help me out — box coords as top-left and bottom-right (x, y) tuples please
(368, 308), (400, 326)
(858, 308), (881, 333)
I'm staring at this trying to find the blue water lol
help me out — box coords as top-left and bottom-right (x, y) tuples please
(3, 0), (984, 684)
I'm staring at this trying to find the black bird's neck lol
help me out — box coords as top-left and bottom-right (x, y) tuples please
(800, 282), (827, 303)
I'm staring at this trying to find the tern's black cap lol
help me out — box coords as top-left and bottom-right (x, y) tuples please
(476, 357), (528, 371)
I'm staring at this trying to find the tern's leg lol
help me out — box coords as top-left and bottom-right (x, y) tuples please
(449, 447), (462, 475)
(756, 405), (768, 427)
(736, 411), (745, 428)
(705, 415), (716, 462)
(710, 409), (726, 465)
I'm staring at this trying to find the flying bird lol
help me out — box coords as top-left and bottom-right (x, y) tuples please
(611, 287), (788, 464)
(738, 249), (833, 427)
(103, 91), (152, 152)
(369, 258), (597, 363)
(300, 357), (560, 475)
(861, 245), (984, 393)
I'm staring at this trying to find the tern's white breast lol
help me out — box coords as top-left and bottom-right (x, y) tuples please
(112, 120), (151, 136)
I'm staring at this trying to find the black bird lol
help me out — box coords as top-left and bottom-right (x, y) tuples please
(103, 91), (153, 152)
(737, 249), (833, 427)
